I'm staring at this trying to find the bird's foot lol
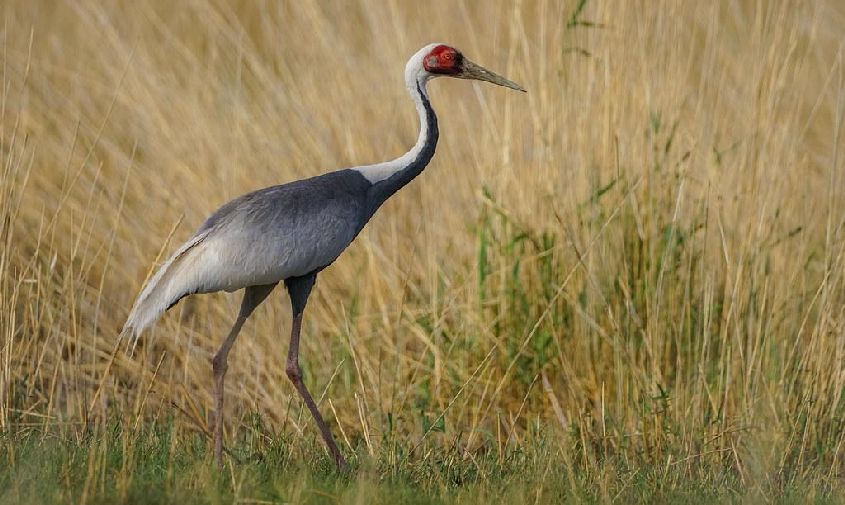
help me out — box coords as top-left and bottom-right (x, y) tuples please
(335, 454), (350, 473)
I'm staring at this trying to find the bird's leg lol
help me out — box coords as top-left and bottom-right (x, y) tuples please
(286, 311), (348, 470)
(285, 274), (348, 471)
(211, 283), (277, 468)
(212, 318), (246, 468)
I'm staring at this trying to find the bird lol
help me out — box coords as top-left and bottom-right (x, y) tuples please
(121, 42), (525, 471)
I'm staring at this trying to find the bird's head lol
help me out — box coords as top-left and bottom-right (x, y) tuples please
(406, 43), (526, 93)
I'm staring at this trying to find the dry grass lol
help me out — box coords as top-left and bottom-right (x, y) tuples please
(2, 0), (845, 501)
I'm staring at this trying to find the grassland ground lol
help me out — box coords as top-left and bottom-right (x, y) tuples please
(3, 0), (845, 503)
(2, 420), (838, 504)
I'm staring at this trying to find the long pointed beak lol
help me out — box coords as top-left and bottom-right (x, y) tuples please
(458, 59), (526, 92)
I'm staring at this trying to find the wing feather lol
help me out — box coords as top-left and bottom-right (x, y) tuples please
(121, 229), (213, 341)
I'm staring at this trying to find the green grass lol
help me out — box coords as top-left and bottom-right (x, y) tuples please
(1, 419), (842, 505)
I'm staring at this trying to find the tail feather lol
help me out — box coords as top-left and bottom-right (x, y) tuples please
(121, 230), (212, 341)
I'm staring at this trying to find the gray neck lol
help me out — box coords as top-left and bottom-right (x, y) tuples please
(358, 81), (439, 218)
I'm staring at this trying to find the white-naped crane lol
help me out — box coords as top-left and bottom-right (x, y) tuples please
(121, 43), (525, 470)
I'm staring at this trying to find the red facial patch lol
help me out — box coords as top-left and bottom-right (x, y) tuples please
(423, 45), (462, 75)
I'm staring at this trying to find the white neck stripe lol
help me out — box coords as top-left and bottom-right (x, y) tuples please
(354, 80), (430, 184)
(353, 44), (444, 184)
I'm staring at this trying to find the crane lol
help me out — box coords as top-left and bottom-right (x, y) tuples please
(121, 43), (525, 470)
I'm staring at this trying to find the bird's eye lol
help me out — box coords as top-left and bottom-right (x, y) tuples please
(444, 52), (453, 60)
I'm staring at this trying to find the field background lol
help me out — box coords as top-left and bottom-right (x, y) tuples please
(3, 0), (845, 503)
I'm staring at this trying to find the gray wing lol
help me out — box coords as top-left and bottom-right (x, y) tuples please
(122, 169), (375, 337)
(194, 169), (373, 291)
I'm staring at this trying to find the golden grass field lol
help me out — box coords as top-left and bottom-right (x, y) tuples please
(3, 0), (845, 502)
